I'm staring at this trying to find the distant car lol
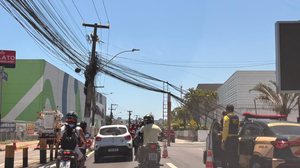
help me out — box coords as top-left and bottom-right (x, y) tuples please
(94, 125), (133, 162)
(203, 112), (300, 168)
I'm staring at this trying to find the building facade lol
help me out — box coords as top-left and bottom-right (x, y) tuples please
(217, 70), (298, 121)
(1, 59), (106, 128)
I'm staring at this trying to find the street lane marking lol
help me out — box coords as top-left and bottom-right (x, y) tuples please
(166, 162), (178, 168)
(87, 150), (94, 157)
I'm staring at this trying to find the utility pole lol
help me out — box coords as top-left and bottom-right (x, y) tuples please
(128, 110), (132, 128)
(109, 104), (117, 125)
(134, 115), (139, 124)
(167, 93), (171, 146)
(298, 97), (300, 123)
(82, 23), (109, 126)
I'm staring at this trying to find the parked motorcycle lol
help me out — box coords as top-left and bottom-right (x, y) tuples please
(56, 149), (84, 168)
(138, 143), (162, 168)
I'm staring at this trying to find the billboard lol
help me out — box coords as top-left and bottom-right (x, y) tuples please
(0, 50), (16, 68)
(276, 21), (300, 92)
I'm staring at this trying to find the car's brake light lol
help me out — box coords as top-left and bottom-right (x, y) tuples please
(125, 135), (131, 141)
(63, 151), (73, 155)
(271, 140), (290, 149)
(95, 136), (102, 141)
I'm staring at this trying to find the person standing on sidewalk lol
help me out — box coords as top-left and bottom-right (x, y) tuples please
(221, 104), (240, 168)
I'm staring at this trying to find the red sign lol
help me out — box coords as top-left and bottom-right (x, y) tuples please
(0, 50), (16, 68)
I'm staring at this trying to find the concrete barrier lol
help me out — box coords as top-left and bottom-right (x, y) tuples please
(197, 130), (209, 142)
(175, 130), (209, 142)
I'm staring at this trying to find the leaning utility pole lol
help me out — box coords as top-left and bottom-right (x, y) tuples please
(82, 23), (109, 126)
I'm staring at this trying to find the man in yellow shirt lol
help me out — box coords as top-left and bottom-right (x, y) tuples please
(140, 115), (162, 145)
(137, 114), (162, 165)
(222, 104), (239, 168)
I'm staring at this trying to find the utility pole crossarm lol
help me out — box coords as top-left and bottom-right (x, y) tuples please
(82, 23), (110, 29)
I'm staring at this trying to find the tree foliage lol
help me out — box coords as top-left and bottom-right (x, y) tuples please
(249, 80), (299, 116)
(172, 88), (218, 129)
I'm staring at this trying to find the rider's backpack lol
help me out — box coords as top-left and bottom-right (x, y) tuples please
(60, 125), (78, 150)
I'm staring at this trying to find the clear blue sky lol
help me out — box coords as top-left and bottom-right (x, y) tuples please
(1, 0), (299, 120)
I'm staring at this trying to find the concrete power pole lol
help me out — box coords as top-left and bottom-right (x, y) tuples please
(167, 93), (171, 146)
(109, 104), (117, 125)
(128, 110), (132, 128)
(82, 23), (109, 126)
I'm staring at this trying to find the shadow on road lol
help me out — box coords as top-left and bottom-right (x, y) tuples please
(94, 156), (132, 164)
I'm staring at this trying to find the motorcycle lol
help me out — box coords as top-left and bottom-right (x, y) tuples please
(138, 143), (162, 168)
(56, 149), (84, 168)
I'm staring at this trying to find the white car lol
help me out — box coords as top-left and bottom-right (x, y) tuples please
(94, 124), (133, 162)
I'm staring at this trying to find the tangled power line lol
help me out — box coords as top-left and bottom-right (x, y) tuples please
(1, 0), (235, 121)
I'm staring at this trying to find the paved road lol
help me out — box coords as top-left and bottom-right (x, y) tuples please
(0, 139), (206, 168)
(84, 140), (206, 168)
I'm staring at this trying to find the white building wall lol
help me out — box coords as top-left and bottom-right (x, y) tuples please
(217, 71), (299, 122)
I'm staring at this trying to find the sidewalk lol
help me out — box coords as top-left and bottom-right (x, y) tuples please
(0, 140), (39, 151)
(175, 138), (205, 144)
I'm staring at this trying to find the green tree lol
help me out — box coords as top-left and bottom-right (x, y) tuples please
(172, 106), (191, 129)
(250, 80), (299, 117)
(183, 88), (218, 129)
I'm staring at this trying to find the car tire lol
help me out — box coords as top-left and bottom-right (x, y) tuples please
(250, 157), (264, 168)
(127, 149), (133, 161)
(94, 150), (102, 163)
(203, 150), (207, 164)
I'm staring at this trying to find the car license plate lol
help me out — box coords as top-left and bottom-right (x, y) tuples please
(59, 160), (70, 168)
(149, 153), (157, 161)
(108, 148), (119, 152)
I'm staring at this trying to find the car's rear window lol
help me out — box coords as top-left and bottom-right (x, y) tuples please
(269, 125), (300, 135)
(100, 127), (127, 135)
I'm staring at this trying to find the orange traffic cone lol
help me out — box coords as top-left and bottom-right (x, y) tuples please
(13, 141), (17, 151)
(162, 140), (168, 158)
(205, 150), (214, 168)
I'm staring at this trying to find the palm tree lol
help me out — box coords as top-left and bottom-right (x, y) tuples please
(249, 80), (299, 117)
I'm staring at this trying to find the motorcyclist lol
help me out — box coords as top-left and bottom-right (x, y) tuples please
(133, 120), (144, 160)
(58, 112), (86, 162)
(137, 114), (162, 164)
(140, 114), (162, 145)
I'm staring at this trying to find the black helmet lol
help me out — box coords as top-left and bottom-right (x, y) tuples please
(80, 121), (87, 130)
(139, 120), (144, 127)
(226, 104), (234, 112)
(143, 114), (154, 124)
(65, 111), (78, 124)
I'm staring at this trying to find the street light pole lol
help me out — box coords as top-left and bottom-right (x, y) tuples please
(100, 49), (140, 70)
